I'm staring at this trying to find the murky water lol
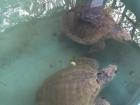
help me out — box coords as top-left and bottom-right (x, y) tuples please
(0, 15), (85, 105)
(93, 41), (140, 105)
(0, 0), (140, 105)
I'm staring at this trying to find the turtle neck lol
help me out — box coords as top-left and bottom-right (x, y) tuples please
(96, 71), (109, 85)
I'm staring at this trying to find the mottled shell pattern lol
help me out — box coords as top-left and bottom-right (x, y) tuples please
(37, 57), (117, 105)
(63, 5), (131, 45)
(37, 58), (100, 105)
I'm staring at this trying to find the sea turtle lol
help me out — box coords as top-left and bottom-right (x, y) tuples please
(37, 57), (117, 105)
(62, 0), (131, 49)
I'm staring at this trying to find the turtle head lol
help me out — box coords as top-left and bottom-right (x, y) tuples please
(96, 64), (117, 85)
(111, 25), (132, 42)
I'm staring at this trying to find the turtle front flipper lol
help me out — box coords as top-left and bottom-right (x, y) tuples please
(94, 97), (111, 105)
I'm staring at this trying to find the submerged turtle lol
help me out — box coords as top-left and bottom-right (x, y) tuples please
(37, 57), (117, 105)
(62, 0), (131, 49)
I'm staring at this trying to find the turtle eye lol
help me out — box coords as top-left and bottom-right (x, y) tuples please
(101, 97), (105, 99)
(115, 70), (118, 74)
(97, 72), (102, 76)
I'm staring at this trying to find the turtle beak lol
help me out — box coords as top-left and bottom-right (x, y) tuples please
(104, 64), (118, 77)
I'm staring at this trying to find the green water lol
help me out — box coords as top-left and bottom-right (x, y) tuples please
(0, 15), (85, 105)
(0, 13), (140, 105)
(93, 41), (140, 105)
(0, 0), (140, 105)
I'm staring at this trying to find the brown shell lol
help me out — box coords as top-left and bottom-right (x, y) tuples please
(63, 6), (116, 45)
(37, 58), (101, 105)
